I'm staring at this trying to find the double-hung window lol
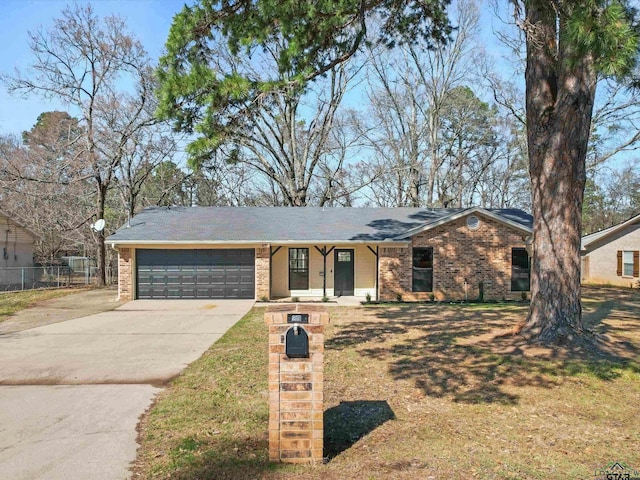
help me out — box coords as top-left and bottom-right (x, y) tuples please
(412, 247), (433, 292)
(289, 248), (309, 290)
(511, 248), (530, 291)
(623, 251), (634, 276)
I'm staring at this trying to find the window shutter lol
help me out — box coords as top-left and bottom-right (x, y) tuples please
(617, 251), (623, 276)
(634, 251), (639, 277)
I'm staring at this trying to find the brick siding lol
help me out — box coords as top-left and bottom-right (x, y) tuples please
(379, 214), (528, 301)
(256, 246), (271, 300)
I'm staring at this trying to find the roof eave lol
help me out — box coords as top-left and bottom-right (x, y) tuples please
(106, 239), (409, 247)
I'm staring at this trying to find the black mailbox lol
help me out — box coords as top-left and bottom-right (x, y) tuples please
(285, 324), (309, 358)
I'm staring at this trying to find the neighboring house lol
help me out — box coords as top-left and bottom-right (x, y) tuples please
(0, 211), (38, 287)
(106, 206), (533, 302)
(581, 213), (640, 287)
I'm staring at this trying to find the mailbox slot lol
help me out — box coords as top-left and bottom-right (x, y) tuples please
(285, 325), (309, 358)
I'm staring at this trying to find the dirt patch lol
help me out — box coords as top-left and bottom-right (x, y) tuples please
(0, 287), (124, 334)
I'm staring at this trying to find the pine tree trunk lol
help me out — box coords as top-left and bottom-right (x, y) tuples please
(519, 0), (597, 344)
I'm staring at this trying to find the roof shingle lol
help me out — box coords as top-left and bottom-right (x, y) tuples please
(106, 206), (533, 244)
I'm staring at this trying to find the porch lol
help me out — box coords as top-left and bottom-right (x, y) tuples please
(264, 244), (381, 301)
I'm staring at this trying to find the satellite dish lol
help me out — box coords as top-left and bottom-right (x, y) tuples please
(91, 219), (106, 232)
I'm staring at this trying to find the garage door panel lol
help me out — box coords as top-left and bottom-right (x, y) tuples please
(210, 286), (225, 297)
(136, 249), (255, 299)
(195, 287), (211, 297)
(178, 287), (196, 298)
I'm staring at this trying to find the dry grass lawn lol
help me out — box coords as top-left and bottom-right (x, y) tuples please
(134, 286), (640, 479)
(0, 287), (90, 322)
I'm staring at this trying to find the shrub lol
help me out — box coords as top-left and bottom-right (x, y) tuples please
(291, 296), (300, 303)
(521, 291), (528, 301)
(395, 292), (403, 302)
(321, 296), (329, 302)
(429, 293), (435, 302)
(365, 292), (372, 303)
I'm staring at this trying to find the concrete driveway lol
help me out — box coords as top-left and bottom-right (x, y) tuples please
(0, 299), (254, 480)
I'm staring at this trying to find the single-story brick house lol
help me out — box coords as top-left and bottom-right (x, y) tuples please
(106, 206), (533, 302)
(581, 213), (640, 287)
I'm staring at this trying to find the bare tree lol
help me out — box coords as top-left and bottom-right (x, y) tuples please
(357, 0), (480, 207)
(3, 5), (153, 285)
(0, 116), (93, 263)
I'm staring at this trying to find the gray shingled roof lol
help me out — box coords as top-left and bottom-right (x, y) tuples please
(581, 212), (640, 250)
(106, 206), (533, 244)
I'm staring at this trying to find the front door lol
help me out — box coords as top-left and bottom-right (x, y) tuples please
(334, 249), (354, 296)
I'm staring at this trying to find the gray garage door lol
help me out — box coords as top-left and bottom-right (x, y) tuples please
(136, 249), (255, 299)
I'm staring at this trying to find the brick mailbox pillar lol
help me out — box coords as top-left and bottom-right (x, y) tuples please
(265, 305), (329, 463)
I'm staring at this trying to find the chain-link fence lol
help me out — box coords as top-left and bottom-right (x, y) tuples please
(0, 265), (115, 292)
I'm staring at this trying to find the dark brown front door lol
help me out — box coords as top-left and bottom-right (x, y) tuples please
(334, 249), (354, 296)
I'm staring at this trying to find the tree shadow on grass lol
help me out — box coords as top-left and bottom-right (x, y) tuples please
(328, 298), (640, 405)
(324, 400), (395, 460)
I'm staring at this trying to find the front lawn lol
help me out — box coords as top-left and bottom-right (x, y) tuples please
(134, 287), (640, 479)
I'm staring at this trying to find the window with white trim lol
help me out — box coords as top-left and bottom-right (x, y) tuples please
(623, 250), (634, 276)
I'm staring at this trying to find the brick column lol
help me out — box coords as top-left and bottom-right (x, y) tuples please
(265, 305), (329, 463)
(256, 246), (271, 300)
(118, 248), (132, 301)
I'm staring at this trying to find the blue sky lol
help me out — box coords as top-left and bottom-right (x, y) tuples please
(0, 0), (187, 136)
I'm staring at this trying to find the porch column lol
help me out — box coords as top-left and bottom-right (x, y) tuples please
(314, 246), (335, 298)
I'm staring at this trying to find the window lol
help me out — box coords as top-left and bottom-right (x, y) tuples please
(337, 251), (351, 262)
(511, 248), (530, 291)
(623, 251), (634, 276)
(412, 247), (433, 292)
(289, 248), (309, 290)
(466, 215), (480, 230)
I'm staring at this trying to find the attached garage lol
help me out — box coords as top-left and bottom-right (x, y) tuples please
(136, 249), (255, 299)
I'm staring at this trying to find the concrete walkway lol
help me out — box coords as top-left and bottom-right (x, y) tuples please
(0, 298), (253, 480)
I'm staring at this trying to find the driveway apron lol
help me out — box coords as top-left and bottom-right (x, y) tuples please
(0, 299), (253, 480)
